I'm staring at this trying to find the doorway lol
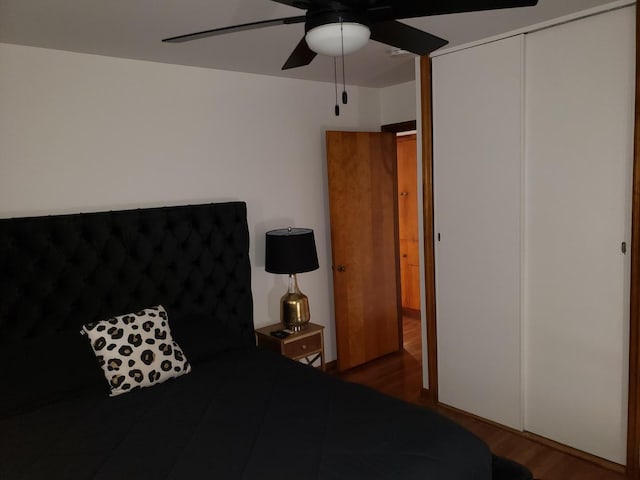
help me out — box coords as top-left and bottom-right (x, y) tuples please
(382, 121), (422, 362)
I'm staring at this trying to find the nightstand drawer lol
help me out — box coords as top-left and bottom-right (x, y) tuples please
(255, 322), (325, 370)
(283, 334), (322, 358)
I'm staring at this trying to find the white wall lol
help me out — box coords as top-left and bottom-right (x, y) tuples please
(380, 80), (417, 126)
(0, 43), (382, 362)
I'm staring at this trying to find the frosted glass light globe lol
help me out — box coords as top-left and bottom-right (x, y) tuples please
(305, 22), (371, 57)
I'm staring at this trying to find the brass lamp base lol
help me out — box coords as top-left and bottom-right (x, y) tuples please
(281, 274), (310, 332)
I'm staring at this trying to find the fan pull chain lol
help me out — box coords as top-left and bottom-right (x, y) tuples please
(340, 18), (348, 105)
(334, 57), (340, 116)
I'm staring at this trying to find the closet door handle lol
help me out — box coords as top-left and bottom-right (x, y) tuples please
(336, 264), (346, 273)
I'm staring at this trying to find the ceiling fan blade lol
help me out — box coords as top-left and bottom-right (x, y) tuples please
(387, 0), (538, 20)
(271, 0), (311, 8)
(162, 16), (306, 43)
(282, 37), (318, 70)
(370, 21), (448, 56)
(271, 0), (345, 9)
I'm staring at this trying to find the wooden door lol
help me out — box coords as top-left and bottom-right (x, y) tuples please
(396, 134), (421, 312)
(326, 130), (401, 371)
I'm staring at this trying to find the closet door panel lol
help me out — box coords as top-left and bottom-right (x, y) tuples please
(524, 7), (634, 464)
(432, 35), (523, 430)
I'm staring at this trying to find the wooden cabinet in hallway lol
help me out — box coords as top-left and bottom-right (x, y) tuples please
(396, 133), (421, 313)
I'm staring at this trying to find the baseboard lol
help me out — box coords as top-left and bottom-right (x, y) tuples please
(433, 401), (626, 475)
(419, 388), (433, 404)
(402, 308), (421, 318)
(324, 360), (338, 373)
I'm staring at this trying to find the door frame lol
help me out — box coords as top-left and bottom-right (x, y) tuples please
(419, 56), (439, 404)
(419, 4), (640, 474)
(382, 121), (417, 134)
(626, 4), (640, 477)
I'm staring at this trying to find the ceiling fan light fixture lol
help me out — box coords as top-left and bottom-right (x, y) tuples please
(305, 22), (370, 57)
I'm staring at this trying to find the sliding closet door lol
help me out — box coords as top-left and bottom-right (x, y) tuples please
(432, 35), (523, 430)
(524, 7), (635, 464)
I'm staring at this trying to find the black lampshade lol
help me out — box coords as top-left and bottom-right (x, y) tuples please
(265, 228), (319, 274)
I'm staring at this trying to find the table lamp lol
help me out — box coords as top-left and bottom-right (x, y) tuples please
(265, 227), (319, 332)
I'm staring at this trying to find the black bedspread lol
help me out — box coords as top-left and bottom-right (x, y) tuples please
(0, 348), (491, 480)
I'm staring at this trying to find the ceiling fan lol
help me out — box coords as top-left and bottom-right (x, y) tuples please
(162, 0), (539, 70)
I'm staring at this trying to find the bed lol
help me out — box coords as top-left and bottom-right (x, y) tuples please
(0, 202), (531, 479)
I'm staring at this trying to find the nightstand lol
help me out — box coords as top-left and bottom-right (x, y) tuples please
(255, 322), (325, 371)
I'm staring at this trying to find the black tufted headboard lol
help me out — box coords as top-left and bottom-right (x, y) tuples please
(0, 202), (254, 346)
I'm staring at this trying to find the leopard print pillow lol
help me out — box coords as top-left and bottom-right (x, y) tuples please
(81, 305), (191, 396)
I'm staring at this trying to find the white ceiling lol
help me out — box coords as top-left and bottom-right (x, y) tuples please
(0, 0), (622, 87)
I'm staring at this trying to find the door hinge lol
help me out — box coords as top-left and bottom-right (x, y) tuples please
(622, 241), (627, 254)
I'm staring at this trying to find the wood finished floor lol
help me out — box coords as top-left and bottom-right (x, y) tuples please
(335, 316), (626, 480)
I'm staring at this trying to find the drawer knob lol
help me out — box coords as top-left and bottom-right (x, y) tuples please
(301, 344), (307, 350)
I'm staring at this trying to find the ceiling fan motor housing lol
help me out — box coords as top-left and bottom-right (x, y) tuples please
(304, 10), (369, 31)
